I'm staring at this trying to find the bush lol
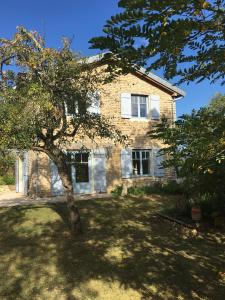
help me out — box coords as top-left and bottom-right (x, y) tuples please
(0, 152), (15, 177)
(162, 181), (184, 195)
(127, 186), (146, 196)
(189, 193), (225, 219)
(111, 185), (123, 197)
(0, 175), (15, 185)
(163, 192), (225, 221)
(127, 181), (184, 196)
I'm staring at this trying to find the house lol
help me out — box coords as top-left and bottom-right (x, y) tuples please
(15, 54), (185, 196)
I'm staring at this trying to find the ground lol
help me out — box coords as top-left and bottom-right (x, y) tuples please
(0, 195), (224, 300)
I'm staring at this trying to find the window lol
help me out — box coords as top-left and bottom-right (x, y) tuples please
(65, 91), (100, 116)
(65, 100), (87, 116)
(132, 150), (151, 176)
(131, 95), (147, 118)
(72, 152), (89, 183)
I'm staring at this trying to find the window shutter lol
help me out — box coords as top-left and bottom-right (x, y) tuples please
(93, 148), (107, 192)
(121, 148), (132, 178)
(121, 93), (131, 118)
(153, 149), (164, 177)
(50, 161), (64, 195)
(151, 95), (160, 120)
(88, 91), (100, 114)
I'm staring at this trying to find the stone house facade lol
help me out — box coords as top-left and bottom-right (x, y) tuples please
(15, 55), (185, 196)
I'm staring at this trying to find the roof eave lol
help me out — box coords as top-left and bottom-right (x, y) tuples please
(86, 53), (186, 98)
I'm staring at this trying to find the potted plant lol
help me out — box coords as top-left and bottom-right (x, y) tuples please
(191, 206), (202, 221)
(189, 197), (202, 221)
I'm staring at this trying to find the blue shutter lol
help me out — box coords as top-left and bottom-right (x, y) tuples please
(50, 161), (64, 196)
(93, 149), (107, 192)
(153, 149), (164, 177)
(121, 149), (132, 178)
(121, 93), (131, 118)
(151, 95), (160, 120)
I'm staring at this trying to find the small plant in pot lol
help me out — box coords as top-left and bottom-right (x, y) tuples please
(189, 197), (202, 222)
(191, 206), (202, 222)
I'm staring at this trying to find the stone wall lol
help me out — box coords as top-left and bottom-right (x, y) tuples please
(28, 151), (52, 197)
(28, 72), (176, 196)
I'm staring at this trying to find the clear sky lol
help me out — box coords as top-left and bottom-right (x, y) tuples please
(0, 0), (224, 117)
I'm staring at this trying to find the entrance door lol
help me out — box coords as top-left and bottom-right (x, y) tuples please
(71, 152), (92, 194)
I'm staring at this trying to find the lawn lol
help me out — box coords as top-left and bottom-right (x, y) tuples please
(0, 195), (224, 300)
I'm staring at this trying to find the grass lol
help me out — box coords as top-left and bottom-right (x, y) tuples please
(0, 195), (224, 300)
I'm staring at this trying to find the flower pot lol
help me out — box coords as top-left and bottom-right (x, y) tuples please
(191, 207), (202, 221)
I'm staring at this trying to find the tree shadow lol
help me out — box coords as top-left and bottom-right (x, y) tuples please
(0, 197), (225, 299)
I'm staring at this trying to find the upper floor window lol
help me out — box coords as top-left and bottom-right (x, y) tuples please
(121, 93), (160, 120)
(65, 91), (100, 116)
(65, 100), (86, 116)
(131, 95), (148, 118)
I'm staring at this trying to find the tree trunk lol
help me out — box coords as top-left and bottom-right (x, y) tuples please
(65, 189), (82, 234)
(47, 148), (82, 235)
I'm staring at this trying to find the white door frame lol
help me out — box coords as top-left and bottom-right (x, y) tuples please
(71, 151), (93, 194)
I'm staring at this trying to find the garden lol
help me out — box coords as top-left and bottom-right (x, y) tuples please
(0, 195), (224, 300)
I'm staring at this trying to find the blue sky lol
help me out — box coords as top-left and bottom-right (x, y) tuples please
(0, 0), (223, 117)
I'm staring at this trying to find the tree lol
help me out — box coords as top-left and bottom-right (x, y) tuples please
(0, 27), (126, 234)
(0, 151), (15, 176)
(149, 100), (225, 199)
(90, 0), (225, 85)
(208, 93), (225, 112)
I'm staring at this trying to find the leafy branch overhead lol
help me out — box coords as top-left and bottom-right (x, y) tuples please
(90, 0), (225, 85)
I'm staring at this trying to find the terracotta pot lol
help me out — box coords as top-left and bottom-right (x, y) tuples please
(191, 207), (202, 221)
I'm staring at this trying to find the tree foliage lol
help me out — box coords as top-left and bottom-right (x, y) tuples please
(90, 0), (225, 85)
(208, 92), (225, 112)
(149, 96), (225, 199)
(0, 151), (15, 176)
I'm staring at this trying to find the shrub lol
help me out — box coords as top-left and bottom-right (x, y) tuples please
(127, 186), (146, 196)
(162, 181), (184, 195)
(127, 181), (184, 196)
(128, 181), (183, 196)
(0, 175), (15, 185)
(0, 152), (15, 177)
(111, 185), (123, 197)
(189, 193), (225, 219)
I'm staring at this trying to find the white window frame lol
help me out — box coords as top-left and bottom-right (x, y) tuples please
(132, 149), (152, 177)
(131, 95), (148, 119)
(64, 100), (78, 116)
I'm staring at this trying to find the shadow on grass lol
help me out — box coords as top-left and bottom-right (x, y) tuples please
(0, 196), (225, 299)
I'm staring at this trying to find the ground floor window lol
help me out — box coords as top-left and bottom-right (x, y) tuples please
(132, 149), (151, 176)
(70, 152), (89, 183)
